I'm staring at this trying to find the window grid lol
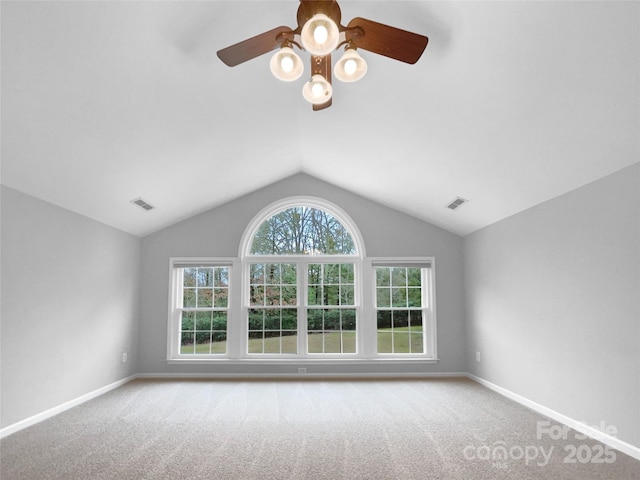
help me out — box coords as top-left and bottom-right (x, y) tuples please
(375, 267), (426, 354)
(248, 263), (298, 354)
(307, 263), (357, 354)
(179, 267), (229, 355)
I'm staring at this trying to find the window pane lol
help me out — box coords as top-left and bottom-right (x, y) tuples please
(195, 311), (212, 331)
(181, 332), (195, 354)
(307, 309), (323, 331)
(407, 268), (421, 286)
(281, 264), (297, 284)
(340, 285), (353, 305)
(248, 332), (263, 354)
(410, 333), (424, 353)
(391, 268), (407, 287)
(263, 336), (281, 354)
(391, 288), (407, 308)
(393, 310), (409, 328)
(250, 285), (265, 306)
(248, 309), (264, 330)
(324, 285), (339, 305)
(250, 263), (296, 310)
(265, 264), (281, 284)
(376, 268), (390, 287)
(377, 310), (392, 329)
(265, 285), (281, 305)
(197, 288), (213, 308)
(214, 288), (228, 308)
(308, 285), (320, 306)
(250, 263), (265, 283)
(215, 268), (229, 287)
(181, 311), (195, 331)
(409, 311), (423, 329)
(376, 288), (391, 308)
(342, 309), (357, 331)
(323, 333), (341, 354)
(307, 308), (356, 354)
(324, 264), (340, 283)
(197, 268), (213, 287)
(179, 311), (227, 355)
(183, 288), (196, 308)
(281, 334), (297, 354)
(393, 332), (410, 353)
(340, 263), (354, 283)
(264, 310), (280, 330)
(249, 206), (356, 255)
(282, 311), (297, 331)
(342, 332), (356, 353)
(183, 268), (197, 287)
(281, 286), (297, 306)
(248, 307), (297, 355)
(377, 332), (392, 353)
(407, 287), (421, 307)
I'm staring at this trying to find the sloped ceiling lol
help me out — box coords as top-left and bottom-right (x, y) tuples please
(1, 1), (638, 237)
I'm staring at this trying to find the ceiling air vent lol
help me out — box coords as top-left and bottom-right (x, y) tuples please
(447, 197), (468, 210)
(130, 197), (155, 211)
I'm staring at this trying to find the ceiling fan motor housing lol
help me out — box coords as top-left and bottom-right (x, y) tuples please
(296, 0), (342, 32)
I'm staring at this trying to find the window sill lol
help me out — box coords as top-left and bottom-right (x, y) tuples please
(166, 357), (440, 366)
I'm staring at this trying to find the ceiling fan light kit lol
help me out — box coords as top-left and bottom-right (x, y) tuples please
(300, 13), (341, 56)
(334, 48), (368, 83)
(270, 46), (304, 81)
(217, 0), (428, 110)
(302, 74), (333, 105)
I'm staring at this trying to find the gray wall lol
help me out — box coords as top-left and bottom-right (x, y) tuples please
(464, 163), (640, 447)
(1, 186), (141, 428)
(139, 173), (466, 375)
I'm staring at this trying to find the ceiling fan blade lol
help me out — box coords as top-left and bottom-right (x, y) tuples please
(312, 54), (332, 111)
(346, 17), (428, 64)
(217, 26), (294, 67)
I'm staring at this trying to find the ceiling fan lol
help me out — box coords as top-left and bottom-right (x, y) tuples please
(217, 0), (428, 111)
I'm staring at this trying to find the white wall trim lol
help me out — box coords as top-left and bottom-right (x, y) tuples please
(0, 375), (137, 439)
(137, 372), (467, 380)
(467, 374), (640, 462)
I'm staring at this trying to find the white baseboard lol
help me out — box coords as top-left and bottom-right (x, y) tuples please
(137, 372), (468, 380)
(0, 375), (137, 439)
(466, 373), (640, 462)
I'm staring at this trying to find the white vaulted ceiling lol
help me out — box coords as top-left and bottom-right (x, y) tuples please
(1, 1), (638, 237)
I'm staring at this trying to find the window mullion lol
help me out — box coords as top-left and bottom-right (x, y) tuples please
(298, 261), (308, 357)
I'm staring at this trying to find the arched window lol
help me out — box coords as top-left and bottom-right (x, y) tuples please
(241, 197), (363, 258)
(241, 198), (363, 357)
(249, 206), (355, 255)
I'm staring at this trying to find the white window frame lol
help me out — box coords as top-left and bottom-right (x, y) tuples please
(366, 258), (438, 360)
(166, 198), (439, 365)
(167, 257), (238, 361)
(240, 256), (362, 359)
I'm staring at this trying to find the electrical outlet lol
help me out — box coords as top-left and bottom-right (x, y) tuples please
(476, 351), (481, 362)
(298, 367), (307, 374)
(122, 353), (128, 363)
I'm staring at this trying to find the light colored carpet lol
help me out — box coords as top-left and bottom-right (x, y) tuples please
(1, 378), (639, 479)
